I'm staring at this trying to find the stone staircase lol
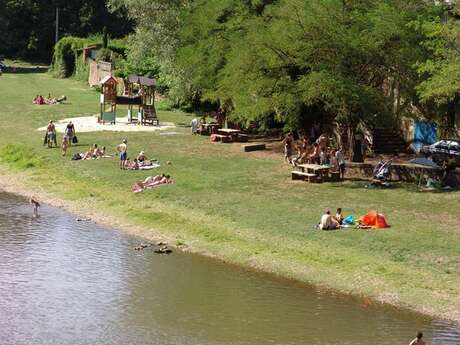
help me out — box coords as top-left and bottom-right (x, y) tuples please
(371, 128), (407, 154)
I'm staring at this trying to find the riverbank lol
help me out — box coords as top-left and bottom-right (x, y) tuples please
(0, 71), (459, 324)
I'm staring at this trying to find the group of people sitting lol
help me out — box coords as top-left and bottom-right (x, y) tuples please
(284, 133), (346, 179)
(318, 209), (390, 230)
(72, 144), (107, 160)
(33, 94), (66, 105)
(319, 208), (344, 230)
(132, 174), (173, 193)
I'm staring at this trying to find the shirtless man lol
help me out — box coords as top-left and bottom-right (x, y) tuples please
(117, 139), (128, 170)
(319, 210), (340, 230)
(409, 332), (425, 345)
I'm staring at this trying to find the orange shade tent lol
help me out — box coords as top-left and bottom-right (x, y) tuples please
(359, 211), (390, 229)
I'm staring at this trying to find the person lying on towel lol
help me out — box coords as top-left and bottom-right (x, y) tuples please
(132, 174), (173, 193)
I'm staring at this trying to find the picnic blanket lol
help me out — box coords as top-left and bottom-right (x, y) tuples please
(139, 163), (160, 170)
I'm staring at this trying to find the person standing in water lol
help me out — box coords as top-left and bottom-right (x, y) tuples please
(409, 332), (426, 345)
(30, 197), (40, 217)
(117, 139), (128, 170)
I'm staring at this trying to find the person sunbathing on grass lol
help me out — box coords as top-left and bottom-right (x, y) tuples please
(137, 151), (147, 163)
(334, 208), (343, 225)
(33, 95), (45, 105)
(132, 175), (173, 193)
(81, 145), (96, 160)
(98, 146), (107, 158)
(319, 210), (340, 230)
(91, 144), (102, 158)
(126, 158), (140, 170)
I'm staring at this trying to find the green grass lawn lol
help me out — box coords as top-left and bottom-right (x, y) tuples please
(0, 69), (459, 322)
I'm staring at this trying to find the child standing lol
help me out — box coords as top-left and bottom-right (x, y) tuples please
(61, 136), (69, 156)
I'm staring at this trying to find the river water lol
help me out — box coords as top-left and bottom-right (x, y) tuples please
(0, 192), (459, 345)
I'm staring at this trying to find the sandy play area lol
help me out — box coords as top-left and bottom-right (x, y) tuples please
(37, 115), (177, 133)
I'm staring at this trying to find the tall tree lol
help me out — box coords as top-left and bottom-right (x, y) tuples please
(416, 4), (460, 134)
(0, 0), (133, 61)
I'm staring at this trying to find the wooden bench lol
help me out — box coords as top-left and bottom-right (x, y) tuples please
(291, 171), (320, 182)
(243, 143), (266, 152)
(236, 133), (249, 142)
(328, 171), (341, 182)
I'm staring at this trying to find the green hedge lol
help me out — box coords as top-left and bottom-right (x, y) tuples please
(51, 35), (128, 79)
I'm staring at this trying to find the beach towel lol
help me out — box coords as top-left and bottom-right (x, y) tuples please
(359, 211), (390, 229)
(139, 163), (161, 170)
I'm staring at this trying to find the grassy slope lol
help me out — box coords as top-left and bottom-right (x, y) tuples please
(0, 71), (459, 321)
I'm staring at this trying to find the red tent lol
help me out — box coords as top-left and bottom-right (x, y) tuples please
(359, 211), (390, 229)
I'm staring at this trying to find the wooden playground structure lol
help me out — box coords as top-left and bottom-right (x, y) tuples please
(99, 74), (158, 125)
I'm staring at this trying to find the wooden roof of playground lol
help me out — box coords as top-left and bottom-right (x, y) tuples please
(127, 74), (156, 87)
(100, 75), (117, 85)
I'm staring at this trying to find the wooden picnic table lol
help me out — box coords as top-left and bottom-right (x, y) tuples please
(297, 163), (331, 180)
(217, 128), (245, 142)
(200, 123), (221, 135)
(218, 128), (241, 134)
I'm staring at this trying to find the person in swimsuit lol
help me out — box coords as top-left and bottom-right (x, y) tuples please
(117, 139), (128, 169)
(319, 210), (340, 230)
(46, 121), (57, 148)
(137, 151), (147, 164)
(334, 208), (343, 225)
(65, 121), (75, 145)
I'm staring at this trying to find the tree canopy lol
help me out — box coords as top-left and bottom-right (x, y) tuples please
(115, 0), (455, 132)
(0, 0), (133, 61)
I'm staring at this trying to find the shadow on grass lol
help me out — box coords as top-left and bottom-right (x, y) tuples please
(329, 179), (459, 194)
(5, 66), (48, 74)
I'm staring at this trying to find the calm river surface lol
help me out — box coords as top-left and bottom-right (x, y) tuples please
(0, 192), (459, 345)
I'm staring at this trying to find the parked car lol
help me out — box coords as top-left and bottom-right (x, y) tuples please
(421, 139), (460, 167)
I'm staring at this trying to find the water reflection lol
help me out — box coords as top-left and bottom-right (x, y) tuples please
(0, 192), (458, 345)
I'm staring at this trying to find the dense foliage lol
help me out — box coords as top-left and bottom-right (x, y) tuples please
(0, 0), (132, 61)
(50, 35), (127, 79)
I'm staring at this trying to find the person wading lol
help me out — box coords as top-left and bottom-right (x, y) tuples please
(30, 197), (40, 218)
(409, 332), (426, 345)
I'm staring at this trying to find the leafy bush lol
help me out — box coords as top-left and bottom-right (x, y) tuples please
(51, 35), (128, 79)
(96, 48), (114, 62)
(51, 36), (89, 78)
